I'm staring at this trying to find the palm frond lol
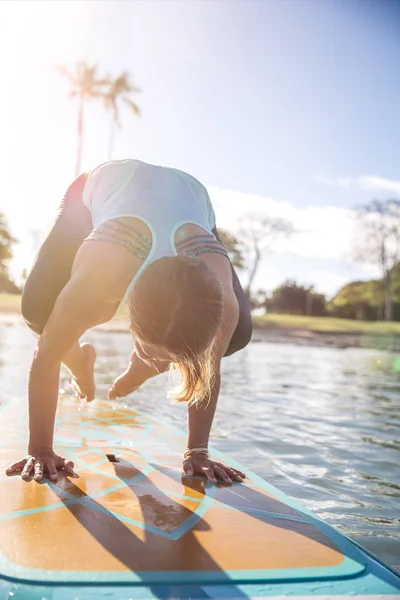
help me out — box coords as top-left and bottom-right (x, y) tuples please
(56, 65), (77, 87)
(122, 97), (141, 116)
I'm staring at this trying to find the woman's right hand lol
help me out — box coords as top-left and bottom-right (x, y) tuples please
(5, 449), (75, 482)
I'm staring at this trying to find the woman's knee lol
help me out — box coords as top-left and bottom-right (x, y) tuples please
(21, 285), (47, 335)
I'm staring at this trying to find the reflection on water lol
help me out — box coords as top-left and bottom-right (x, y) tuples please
(0, 320), (399, 572)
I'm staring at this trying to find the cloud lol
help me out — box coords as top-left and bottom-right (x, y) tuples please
(313, 175), (352, 188)
(207, 185), (355, 261)
(314, 174), (400, 196)
(7, 181), (379, 295)
(357, 176), (400, 196)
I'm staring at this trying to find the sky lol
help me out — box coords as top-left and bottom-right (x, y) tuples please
(0, 0), (399, 296)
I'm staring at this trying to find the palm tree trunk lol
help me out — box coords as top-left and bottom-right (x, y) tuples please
(108, 116), (116, 161)
(75, 93), (84, 176)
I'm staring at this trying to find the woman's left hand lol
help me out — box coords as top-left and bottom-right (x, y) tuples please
(183, 453), (245, 484)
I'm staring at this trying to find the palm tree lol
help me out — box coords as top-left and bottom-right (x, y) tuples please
(103, 72), (141, 160)
(58, 61), (107, 175)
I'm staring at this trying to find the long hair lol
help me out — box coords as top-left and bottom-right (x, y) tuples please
(129, 255), (224, 403)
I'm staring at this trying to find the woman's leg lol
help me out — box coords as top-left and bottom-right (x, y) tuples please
(21, 174), (96, 399)
(21, 174), (91, 332)
(212, 227), (253, 357)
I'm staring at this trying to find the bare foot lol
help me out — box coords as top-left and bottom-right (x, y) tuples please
(108, 355), (169, 400)
(108, 365), (140, 400)
(66, 343), (96, 402)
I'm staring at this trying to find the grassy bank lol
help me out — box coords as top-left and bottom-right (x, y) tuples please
(253, 313), (400, 335)
(2, 293), (400, 336)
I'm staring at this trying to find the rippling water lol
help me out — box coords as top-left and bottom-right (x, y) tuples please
(0, 320), (399, 572)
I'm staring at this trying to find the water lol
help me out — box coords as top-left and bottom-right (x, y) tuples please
(0, 320), (399, 573)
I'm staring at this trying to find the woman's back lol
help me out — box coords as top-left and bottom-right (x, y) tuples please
(82, 159), (222, 301)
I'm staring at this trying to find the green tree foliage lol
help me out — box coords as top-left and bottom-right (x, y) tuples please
(353, 199), (400, 321)
(0, 212), (16, 274)
(217, 229), (245, 270)
(266, 280), (327, 316)
(391, 262), (400, 304)
(331, 266), (400, 321)
(0, 212), (18, 293)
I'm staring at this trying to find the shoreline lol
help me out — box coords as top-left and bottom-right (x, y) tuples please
(1, 312), (399, 351)
(251, 327), (400, 351)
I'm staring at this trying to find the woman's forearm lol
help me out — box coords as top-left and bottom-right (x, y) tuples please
(28, 349), (61, 451)
(187, 370), (221, 449)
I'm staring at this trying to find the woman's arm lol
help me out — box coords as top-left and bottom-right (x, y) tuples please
(184, 289), (246, 484)
(27, 278), (116, 452)
(6, 243), (132, 480)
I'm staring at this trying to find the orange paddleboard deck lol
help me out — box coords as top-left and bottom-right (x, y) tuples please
(0, 397), (367, 585)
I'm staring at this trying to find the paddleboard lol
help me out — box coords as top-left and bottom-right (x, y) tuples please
(0, 396), (398, 599)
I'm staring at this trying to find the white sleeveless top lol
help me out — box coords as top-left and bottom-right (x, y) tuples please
(82, 159), (222, 300)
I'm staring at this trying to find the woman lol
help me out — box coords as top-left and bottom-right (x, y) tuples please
(6, 159), (252, 484)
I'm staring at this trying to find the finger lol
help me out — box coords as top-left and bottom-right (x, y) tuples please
(219, 466), (243, 482)
(234, 469), (246, 478)
(213, 466), (232, 484)
(182, 459), (194, 477)
(46, 461), (58, 482)
(216, 463), (245, 480)
(21, 457), (35, 480)
(202, 466), (217, 484)
(34, 461), (44, 482)
(228, 466), (246, 478)
(62, 459), (75, 475)
(6, 459), (27, 475)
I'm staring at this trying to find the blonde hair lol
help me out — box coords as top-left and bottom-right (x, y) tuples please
(167, 344), (217, 405)
(129, 255), (224, 404)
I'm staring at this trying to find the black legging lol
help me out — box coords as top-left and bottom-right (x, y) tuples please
(21, 174), (92, 334)
(212, 227), (252, 356)
(21, 176), (252, 356)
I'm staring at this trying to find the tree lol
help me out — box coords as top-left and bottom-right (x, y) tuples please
(217, 228), (245, 270)
(0, 212), (18, 293)
(251, 289), (268, 311)
(330, 280), (380, 320)
(104, 71), (141, 160)
(353, 199), (400, 321)
(58, 61), (107, 175)
(331, 266), (400, 321)
(238, 212), (294, 298)
(0, 212), (16, 276)
(266, 280), (327, 316)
